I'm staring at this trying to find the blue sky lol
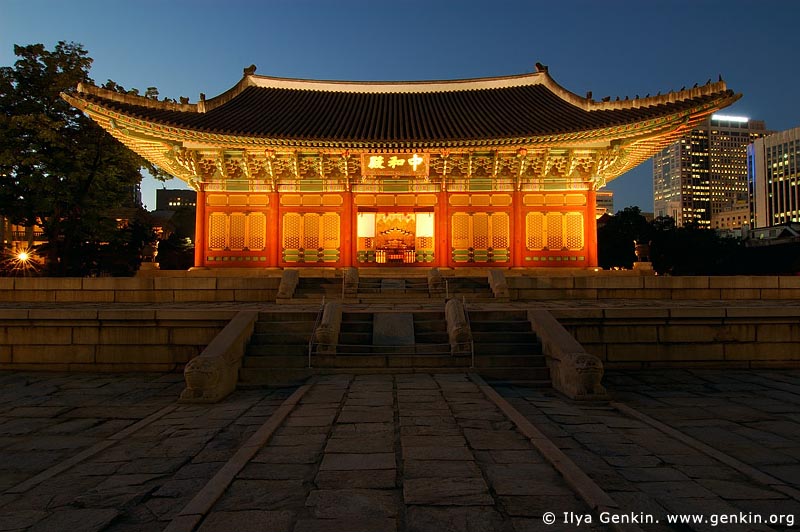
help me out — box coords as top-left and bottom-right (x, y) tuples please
(3, 0), (798, 211)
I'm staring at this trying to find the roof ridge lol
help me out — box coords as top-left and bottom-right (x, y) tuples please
(72, 82), (198, 112)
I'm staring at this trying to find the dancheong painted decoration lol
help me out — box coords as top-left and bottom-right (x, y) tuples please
(63, 65), (739, 269)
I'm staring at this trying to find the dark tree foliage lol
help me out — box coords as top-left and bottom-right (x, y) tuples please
(599, 209), (745, 275)
(0, 42), (167, 275)
(597, 207), (653, 269)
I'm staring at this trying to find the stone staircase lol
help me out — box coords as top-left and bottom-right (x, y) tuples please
(356, 278), (432, 299)
(291, 277), (342, 300)
(469, 309), (550, 386)
(238, 311), (316, 386)
(446, 277), (494, 300)
(314, 311), (464, 370)
(238, 307), (550, 387)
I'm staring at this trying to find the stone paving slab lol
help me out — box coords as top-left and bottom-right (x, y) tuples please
(3, 369), (800, 531)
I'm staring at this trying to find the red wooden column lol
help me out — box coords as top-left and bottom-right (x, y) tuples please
(268, 191), (280, 266)
(193, 187), (206, 268)
(586, 188), (598, 267)
(341, 191), (353, 267)
(512, 190), (524, 268)
(437, 191), (449, 267)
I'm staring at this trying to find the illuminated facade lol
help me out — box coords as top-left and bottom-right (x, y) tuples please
(654, 115), (767, 227)
(64, 66), (737, 268)
(748, 126), (800, 228)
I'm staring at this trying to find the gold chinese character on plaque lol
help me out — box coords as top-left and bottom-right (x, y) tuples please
(408, 153), (424, 171)
(387, 156), (405, 169)
(367, 156), (385, 169)
(361, 153), (428, 176)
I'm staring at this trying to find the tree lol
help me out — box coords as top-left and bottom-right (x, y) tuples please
(0, 42), (167, 275)
(597, 206), (652, 269)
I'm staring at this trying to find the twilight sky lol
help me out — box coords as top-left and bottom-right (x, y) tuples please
(3, 0), (798, 211)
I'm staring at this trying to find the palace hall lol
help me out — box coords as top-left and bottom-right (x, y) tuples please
(63, 66), (738, 269)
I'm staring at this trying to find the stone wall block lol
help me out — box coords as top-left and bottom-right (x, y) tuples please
(710, 276), (779, 289)
(756, 323), (800, 343)
(574, 276), (643, 289)
(99, 327), (169, 345)
(725, 343), (800, 361)
(173, 289), (235, 302)
(114, 290), (175, 303)
(234, 289), (279, 302)
(82, 278), (154, 290)
(7, 327), (72, 345)
(154, 277), (217, 290)
(13, 345), (95, 364)
(14, 278), (82, 290)
(55, 290), (116, 303)
(72, 327), (101, 344)
(642, 276), (710, 289)
(171, 327), (226, 346)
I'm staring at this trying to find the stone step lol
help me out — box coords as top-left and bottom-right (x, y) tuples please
(473, 342), (542, 356)
(312, 354), (469, 369)
(341, 313), (373, 323)
(250, 332), (312, 345)
(257, 311), (318, 322)
(472, 331), (538, 343)
(254, 320), (317, 334)
(243, 355), (307, 368)
(469, 310), (529, 321)
(238, 367), (311, 387)
(246, 344), (308, 357)
(414, 331), (449, 343)
(339, 321), (372, 333)
(469, 320), (532, 332)
(338, 332), (372, 345)
(478, 366), (551, 382)
(474, 354), (546, 368)
(334, 345), (451, 356)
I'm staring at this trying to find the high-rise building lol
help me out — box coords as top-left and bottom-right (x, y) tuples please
(596, 191), (614, 217)
(653, 115), (768, 226)
(155, 189), (197, 211)
(748, 126), (800, 228)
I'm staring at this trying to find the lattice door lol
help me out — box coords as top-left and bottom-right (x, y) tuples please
(564, 213), (584, 250)
(526, 212), (545, 250)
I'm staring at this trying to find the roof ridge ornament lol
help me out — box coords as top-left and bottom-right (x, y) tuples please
(244, 64), (257, 76)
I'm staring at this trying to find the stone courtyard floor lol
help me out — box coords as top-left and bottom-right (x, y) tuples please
(0, 369), (798, 532)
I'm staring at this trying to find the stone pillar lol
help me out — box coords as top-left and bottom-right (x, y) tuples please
(342, 267), (358, 299)
(427, 267), (445, 297)
(445, 298), (472, 357)
(314, 302), (342, 355)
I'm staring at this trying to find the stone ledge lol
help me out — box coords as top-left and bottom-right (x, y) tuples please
(180, 310), (259, 403)
(527, 309), (607, 400)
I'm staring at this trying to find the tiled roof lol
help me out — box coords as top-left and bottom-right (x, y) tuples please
(74, 72), (737, 143)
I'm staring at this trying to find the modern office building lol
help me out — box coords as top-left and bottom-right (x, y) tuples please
(595, 191), (614, 217)
(748, 126), (800, 228)
(654, 115), (768, 227)
(156, 189), (198, 211)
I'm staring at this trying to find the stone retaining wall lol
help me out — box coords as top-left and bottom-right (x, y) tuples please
(553, 307), (800, 369)
(2, 274), (800, 302)
(0, 309), (234, 371)
(0, 277), (280, 303)
(507, 275), (800, 300)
